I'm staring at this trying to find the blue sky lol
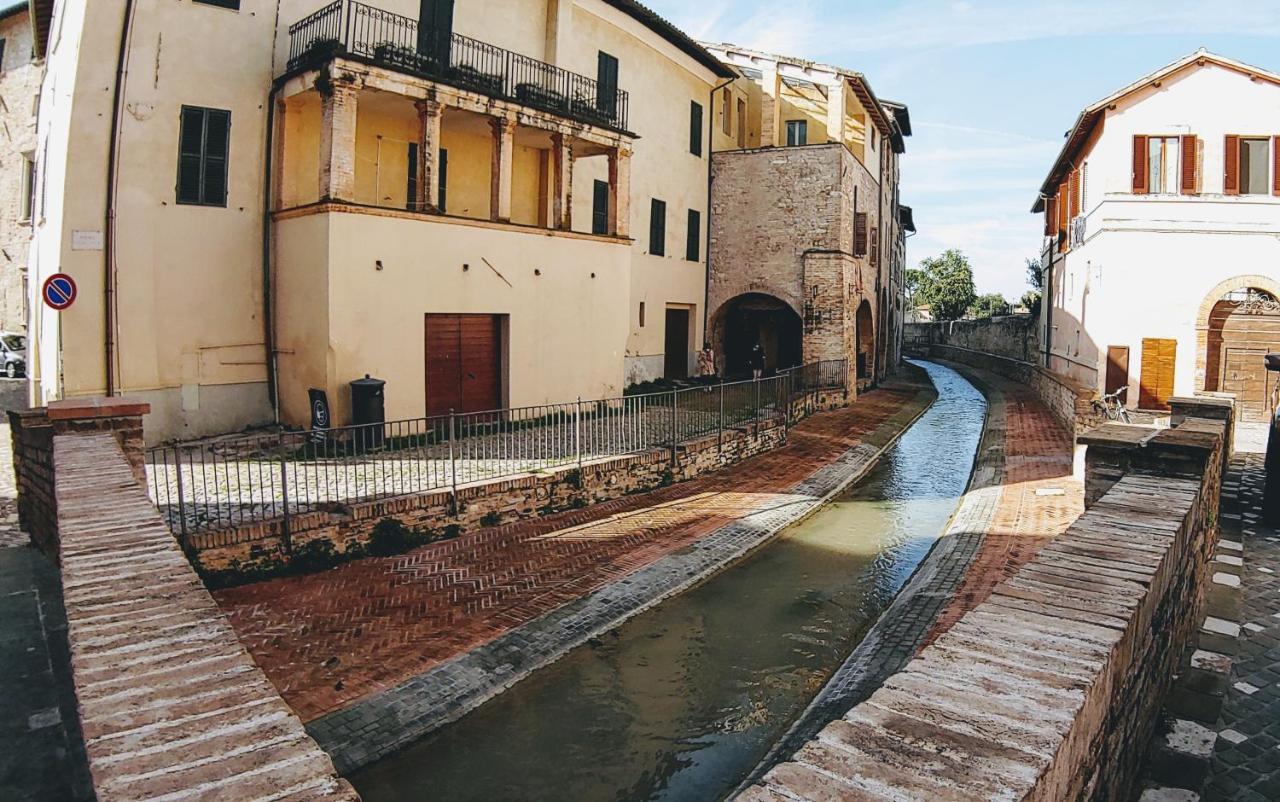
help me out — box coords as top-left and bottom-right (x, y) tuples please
(646, 0), (1280, 299)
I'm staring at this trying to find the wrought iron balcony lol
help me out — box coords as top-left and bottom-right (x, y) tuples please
(287, 0), (631, 132)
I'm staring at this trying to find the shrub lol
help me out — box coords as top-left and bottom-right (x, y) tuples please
(368, 518), (432, 557)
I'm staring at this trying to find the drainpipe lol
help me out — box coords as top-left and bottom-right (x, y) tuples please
(262, 82), (282, 423)
(104, 0), (139, 396)
(703, 77), (734, 357)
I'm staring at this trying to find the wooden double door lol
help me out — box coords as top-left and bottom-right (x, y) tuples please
(425, 314), (503, 417)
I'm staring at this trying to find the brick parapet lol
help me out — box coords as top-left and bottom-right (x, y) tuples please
(53, 433), (360, 802)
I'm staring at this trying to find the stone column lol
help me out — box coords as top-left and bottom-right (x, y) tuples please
(490, 117), (516, 223)
(551, 132), (573, 230)
(607, 147), (631, 237)
(318, 81), (359, 202)
(826, 78), (846, 147)
(415, 99), (443, 212)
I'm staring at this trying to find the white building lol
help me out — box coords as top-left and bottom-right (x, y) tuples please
(1034, 50), (1280, 422)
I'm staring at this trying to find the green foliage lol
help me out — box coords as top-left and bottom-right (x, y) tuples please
(904, 268), (924, 304)
(914, 249), (976, 321)
(480, 511), (502, 527)
(564, 468), (583, 489)
(367, 518), (433, 557)
(1025, 257), (1044, 292)
(968, 292), (1010, 319)
(290, 538), (340, 574)
(1020, 290), (1043, 317)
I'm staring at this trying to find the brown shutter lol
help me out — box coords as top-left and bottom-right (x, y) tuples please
(1224, 134), (1240, 195)
(853, 212), (868, 257)
(1273, 136), (1280, 196)
(1132, 135), (1148, 193)
(1044, 197), (1057, 236)
(1068, 169), (1081, 218)
(1056, 182), (1068, 253)
(1180, 135), (1198, 194)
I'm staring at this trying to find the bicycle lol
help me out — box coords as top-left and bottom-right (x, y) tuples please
(1092, 387), (1132, 424)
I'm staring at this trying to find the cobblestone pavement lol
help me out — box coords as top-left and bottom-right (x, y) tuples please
(1203, 451), (1280, 802)
(214, 381), (933, 731)
(0, 424), (94, 800)
(922, 364), (1083, 644)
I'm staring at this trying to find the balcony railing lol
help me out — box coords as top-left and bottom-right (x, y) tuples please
(287, 0), (630, 132)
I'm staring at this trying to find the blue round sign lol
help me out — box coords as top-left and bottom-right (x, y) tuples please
(43, 273), (77, 311)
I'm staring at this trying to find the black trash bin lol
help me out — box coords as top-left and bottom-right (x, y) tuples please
(350, 375), (386, 450)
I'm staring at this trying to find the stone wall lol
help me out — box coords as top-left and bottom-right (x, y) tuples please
(904, 314), (1039, 363)
(0, 10), (40, 332)
(53, 431), (360, 801)
(740, 405), (1230, 802)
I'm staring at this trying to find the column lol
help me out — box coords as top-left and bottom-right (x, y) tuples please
(761, 67), (781, 147)
(551, 132), (573, 230)
(826, 78), (845, 147)
(270, 97), (288, 210)
(490, 117), (516, 223)
(415, 99), (443, 212)
(608, 146), (631, 237)
(318, 81), (358, 202)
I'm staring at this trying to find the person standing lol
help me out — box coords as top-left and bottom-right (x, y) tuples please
(749, 341), (765, 380)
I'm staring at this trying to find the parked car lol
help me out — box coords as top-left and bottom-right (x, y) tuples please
(0, 333), (26, 378)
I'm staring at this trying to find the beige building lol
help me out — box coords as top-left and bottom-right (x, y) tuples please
(702, 44), (911, 390)
(0, 1), (39, 335)
(27, 0), (733, 441)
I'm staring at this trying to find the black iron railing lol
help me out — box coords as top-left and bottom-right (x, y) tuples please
(286, 0), (630, 132)
(147, 359), (847, 541)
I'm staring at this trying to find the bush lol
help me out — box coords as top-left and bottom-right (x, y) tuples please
(480, 511), (502, 527)
(368, 518), (432, 557)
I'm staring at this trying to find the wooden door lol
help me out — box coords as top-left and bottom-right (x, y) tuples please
(425, 313), (502, 417)
(664, 308), (690, 379)
(1105, 346), (1130, 405)
(1213, 301), (1280, 423)
(1138, 338), (1177, 411)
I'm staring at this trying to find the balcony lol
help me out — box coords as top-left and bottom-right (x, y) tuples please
(286, 0), (631, 133)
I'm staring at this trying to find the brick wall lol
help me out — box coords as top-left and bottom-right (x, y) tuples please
(741, 408), (1230, 802)
(904, 314), (1039, 363)
(9, 408), (54, 554)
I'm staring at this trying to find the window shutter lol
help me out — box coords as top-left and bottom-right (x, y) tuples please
(1043, 197), (1057, 236)
(202, 109), (230, 206)
(1273, 136), (1280, 196)
(1068, 169), (1080, 218)
(1180, 135), (1198, 194)
(406, 143), (419, 210)
(1056, 181), (1068, 252)
(690, 101), (703, 156)
(853, 212), (868, 257)
(1131, 135), (1148, 193)
(592, 179), (609, 235)
(686, 209), (700, 261)
(649, 198), (666, 256)
(177, 108), (205, 204)
(438, 149), (448, 213)
(870, 228), (879, 267)
(1224, 134), (1240, 195)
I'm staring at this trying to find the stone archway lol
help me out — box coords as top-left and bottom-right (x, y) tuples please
(710, 293), (804, 378)
(1195, 275), (1280, 421)
(855, 299), (874, 389)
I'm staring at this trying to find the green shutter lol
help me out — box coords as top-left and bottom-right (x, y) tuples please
(592, 180), (609, 235)
(686, 209), (700, 261)
(650, 199), (666, 256)
(177, 106), (230, 207)
(690, 101), (703, 156)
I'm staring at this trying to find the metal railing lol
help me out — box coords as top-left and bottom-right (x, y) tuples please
(286, 0), (630, 132)
(146, 360), (847, 543)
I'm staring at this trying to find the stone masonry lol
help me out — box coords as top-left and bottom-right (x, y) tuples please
(0, 6), (38, 332)
(53, 427), (360, 801)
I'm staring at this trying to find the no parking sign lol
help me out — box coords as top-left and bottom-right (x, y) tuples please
(42, 273), (77, 311)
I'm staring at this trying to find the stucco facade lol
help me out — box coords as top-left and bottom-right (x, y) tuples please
(703, 44), (909, 389)
(1035, 51), (1280, 419)
(0, 5), (38, 334)
(27, 0), (732, 440)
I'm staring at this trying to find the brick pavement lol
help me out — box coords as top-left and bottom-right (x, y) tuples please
(213, 381), (932, 731)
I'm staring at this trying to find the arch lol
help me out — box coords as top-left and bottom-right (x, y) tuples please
(709, 293), (803, 378)
(1195, 274), (1280, 402)
(855, 299), (875, 387)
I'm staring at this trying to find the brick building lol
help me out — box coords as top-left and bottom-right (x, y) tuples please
(702, 44), (911, 390)
(0, 1), (39, 334)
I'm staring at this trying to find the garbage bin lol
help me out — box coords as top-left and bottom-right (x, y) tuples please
(350, 375), (386, 450)
(1266, 354), (1280, 525)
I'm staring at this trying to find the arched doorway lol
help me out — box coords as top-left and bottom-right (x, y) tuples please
(711, 293), (803, 377)
(1203, 287), (1280, 423)
(855, 300), (874, 387)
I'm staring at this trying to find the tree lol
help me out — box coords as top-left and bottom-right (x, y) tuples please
(968, 292), (1010, 319)
(914, 249), (976, 321)
(1021, 289), (1042, 317)
(904, 268), (924, 305)
(1025, 257), (1043, 292)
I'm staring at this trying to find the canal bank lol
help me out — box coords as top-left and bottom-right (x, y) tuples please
(345, 360), (988, 799)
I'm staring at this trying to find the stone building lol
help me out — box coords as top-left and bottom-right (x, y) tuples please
(0, 1), (39, 334)
(702, 43), (911, 390)
(25, 0), (734, 442)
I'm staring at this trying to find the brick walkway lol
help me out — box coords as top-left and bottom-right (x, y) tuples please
(922, 365), (1083, 643)
(1202, 451), (1280, 802)
(214, 383), (930, 725)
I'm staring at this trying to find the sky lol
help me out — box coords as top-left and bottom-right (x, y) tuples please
(645, 0), (1280, 300)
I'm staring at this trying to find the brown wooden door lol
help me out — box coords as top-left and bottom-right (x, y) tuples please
(664, 308), (690, 379)
(1138, 338), (1176, 411)
(425, 313), (502, 417)
(1105, 346), (1130, 405)
(1210, 300), (1280, 423)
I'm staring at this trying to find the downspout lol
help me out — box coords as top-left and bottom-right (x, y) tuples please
(104, 0), (139, 396)
(262, 83), (281, 423)
(703, 77), (734, 353)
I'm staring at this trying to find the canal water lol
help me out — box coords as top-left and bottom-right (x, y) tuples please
(350, 360), (986, 802)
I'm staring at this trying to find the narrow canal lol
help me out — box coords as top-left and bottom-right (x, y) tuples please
(350, 360), (986, 802)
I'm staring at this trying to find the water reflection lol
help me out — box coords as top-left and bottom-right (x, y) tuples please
(350, 360), (985, 802)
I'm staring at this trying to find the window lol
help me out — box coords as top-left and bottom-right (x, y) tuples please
(639, 301), (646, 328)
(407, 143), (418, 210)
(853, 212), (868, 257)
(685, 209), (700, 261)
(736, 99), (747, 148)
(1145, 135), (1179, 193)
(786, 119), (807, 147)
(597, 52), (619, 116)
(0, 39), (6, 73)
(1239, 137), (1270, 195)
(193, 0), (241, 8)
(649, 199), (666, 256)
(176, 106), (230, 207)
(592, 179), (609, 235)
(438, 149), (448, 212)
(720, 89), (731, 135)
(690, 101), (703, 156)
(20, 155), (34, 222)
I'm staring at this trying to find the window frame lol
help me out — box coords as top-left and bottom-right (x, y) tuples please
(649, 198), (666, 256)
(786, 119), (807, 147)
(1144, 134), (1180, 194)
(19, 154), (34, 222)
(192, 0), (241, 9)
(1236, 135), (1272, 196)
(175, 105), (231, 208)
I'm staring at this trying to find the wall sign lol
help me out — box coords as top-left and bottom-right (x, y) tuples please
(71, 230), (104, 251)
